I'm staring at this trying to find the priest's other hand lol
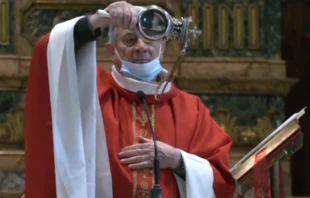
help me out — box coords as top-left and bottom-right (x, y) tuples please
(89, 1), (138, 31)
(118, 137), (182, 170)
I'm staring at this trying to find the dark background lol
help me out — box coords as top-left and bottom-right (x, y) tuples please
(282, 0), (310, 195)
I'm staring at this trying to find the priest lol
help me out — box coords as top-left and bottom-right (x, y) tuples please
(24, 1), (235, 198)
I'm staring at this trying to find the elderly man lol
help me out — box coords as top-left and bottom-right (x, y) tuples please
(25, 1), (235, 198)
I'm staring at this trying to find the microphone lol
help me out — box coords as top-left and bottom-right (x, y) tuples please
(136, 90), (162, 198)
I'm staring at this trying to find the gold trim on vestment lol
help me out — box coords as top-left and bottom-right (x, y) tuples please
(132, 102), (155, 198)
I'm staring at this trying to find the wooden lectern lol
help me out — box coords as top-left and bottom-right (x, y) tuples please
(230, 108), (306, 197)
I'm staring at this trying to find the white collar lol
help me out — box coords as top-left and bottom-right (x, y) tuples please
(111, 65), (172, 95)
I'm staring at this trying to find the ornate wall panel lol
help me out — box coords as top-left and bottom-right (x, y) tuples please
(20, 2), (103, 46)
(182, 0), (282, 57)
(200, 95), (284, 146)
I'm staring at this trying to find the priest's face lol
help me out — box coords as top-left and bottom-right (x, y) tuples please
(106, 25), (166, 69)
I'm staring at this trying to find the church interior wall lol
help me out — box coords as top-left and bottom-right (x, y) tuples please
(0, 0), (302, 197)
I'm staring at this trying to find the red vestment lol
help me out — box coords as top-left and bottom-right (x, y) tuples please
(25, 33), (235, 198)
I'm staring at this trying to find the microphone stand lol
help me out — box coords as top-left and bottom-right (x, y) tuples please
(136, 91), (162, 198)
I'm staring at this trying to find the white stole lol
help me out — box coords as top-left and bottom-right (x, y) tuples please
(47, 17), (113, 198)
(175, 151), (216, 198)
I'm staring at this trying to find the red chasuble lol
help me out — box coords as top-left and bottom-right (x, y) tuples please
(25, 33), (235, 198)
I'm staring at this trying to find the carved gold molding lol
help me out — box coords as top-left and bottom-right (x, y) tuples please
(0, 149), (24, 170)
(188, 4), (200, 48)
(0, 77), (27, 91)
(234, 4), (244, 49)
(0, 54), (290, 81)
(213, 108), (275, 145)
(180, 3), (263, 51)
(0, 191), (24, 198)
(248, 4), (259, 49)
(0, 55), (29, 88)
(218, 4), (229, 49)
(0, 108), (25, 145)
(178, 57), (287, 79)
(20, 1), (109, 46)
(203, 3), (214, 49)
(0, 0), (9, 45)
(174, 77), (298, 97)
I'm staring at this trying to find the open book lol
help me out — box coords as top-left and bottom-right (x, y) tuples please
(230, 107), (306, 195)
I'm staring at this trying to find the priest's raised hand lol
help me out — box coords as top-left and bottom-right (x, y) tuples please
(89, 1), (138, 32)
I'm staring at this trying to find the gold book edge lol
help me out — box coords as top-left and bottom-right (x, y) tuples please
(235, 134), (303, 195)
(230, 107), (306, 180)
(230, 107), (306, 176)
(297, 107), (306, 119)
(231, 121), (300, 180)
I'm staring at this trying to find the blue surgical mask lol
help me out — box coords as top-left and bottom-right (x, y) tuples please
(114, 45), (163, 81)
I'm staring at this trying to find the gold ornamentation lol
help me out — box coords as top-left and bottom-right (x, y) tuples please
(136, 111), (148, 127)
(134, 191), (150, 198)
(174, 77), (298, 97)
(188, 4), (199, 48)
(203, 3), (214, 49)
(133, 171), (138, 197)
(0, 108), (24, 144)
(132, 102), (155, 198)
(0, 0), (9, 45)
(218, 4), (229, 49)
(213, 108), (275, 146)
(133, 102), (137, 144)
(140, 181), (148, 189)
(151, 105), (155, 132)
(142, 169), (152, 178)
(140, 129), (148, 138)
(234, 4), (244, 49)
(248, 4), (259, 49)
